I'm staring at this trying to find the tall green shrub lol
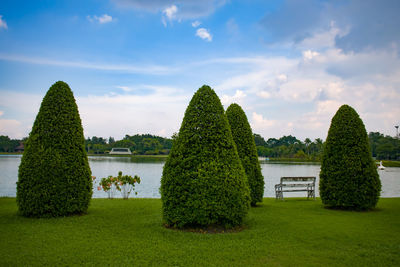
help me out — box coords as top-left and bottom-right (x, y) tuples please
(17, 81), (92, 217)
(226, 103), (264, 206)
(161, 85), (250, 228)
(319, 105), (381, 210)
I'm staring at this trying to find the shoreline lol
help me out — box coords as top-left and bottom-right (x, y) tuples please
(1, 152), (399, 167)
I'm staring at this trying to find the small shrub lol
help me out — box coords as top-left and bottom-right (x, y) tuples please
(17, 81), (92, 217)
(97, 171), (141, 199)
(319, 105), (381, 210)
(226, 103), (264, 206)
(161, 85), (250, 228)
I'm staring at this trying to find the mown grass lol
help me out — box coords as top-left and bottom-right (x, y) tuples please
(1, 198), (399, 266)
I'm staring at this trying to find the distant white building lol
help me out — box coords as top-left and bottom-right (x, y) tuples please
(109, 148), (132, 155)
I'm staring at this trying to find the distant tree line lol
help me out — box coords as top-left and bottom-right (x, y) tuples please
(369, 132), (400, 160)
(85, 134), (172, 155)
(254, 134), (324, 160)
(254, 132), (400, 160)
(1, 131), (399, 159)
(0, 136), (24, 152)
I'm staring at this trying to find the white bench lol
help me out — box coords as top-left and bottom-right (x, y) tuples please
(275, 177), (316, 200)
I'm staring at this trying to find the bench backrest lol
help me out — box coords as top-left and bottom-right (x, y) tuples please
(280, 176), (316, 184)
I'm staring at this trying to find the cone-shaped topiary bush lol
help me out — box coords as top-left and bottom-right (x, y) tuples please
(319, 104), (381, 210)
(161, 85), (250, 228)
(17, 81), (92, 217)
(226, 103), (264, 206)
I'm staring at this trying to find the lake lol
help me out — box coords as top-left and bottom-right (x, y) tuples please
(1, 155), (399, 198)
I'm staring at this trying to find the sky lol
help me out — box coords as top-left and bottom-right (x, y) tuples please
(0, 0), (399, 141)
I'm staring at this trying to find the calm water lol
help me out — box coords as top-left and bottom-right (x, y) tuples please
(1, 155), (399, 198)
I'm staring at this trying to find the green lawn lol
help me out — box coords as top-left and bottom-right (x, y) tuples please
(1, 198), (399, 266)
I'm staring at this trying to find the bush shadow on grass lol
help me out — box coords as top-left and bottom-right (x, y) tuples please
(163, 223), (246, 234)
(275, 197), (317, 202)
(323, 205), (383, 213)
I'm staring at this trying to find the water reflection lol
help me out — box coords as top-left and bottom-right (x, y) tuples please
(0, 155), (399, 198)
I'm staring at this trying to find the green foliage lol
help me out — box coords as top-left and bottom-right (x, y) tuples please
(369, 132), (400, 160)
(85, 136), (108, 154)
(84, 134), (172, 155)
(254, 133), (267, 147)
(123, 134), (172, 154)
(99, 175), (115, 193)
(254, 134), (324, 160)
(226, 103), (264, 206)
(319, 105), (381, 210)
(17, 81), (92, 217)
(293, 150), (307, 159)
(161, 85), (250, 228)
(0, 135), (22, 152)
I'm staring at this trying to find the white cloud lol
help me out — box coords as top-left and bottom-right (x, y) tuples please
(0, 91), (42, 116)
(2, 21), (400, 141)
(216, 67), (293, 100)
(0, 119), (24, 138)
(256, 91), (271, 99)
(279, 79), (323, 102)
(158, 128), (167, 137)
(87, 14), (113, 24)
(0, 54), (177, 75)
(191, 20), (201, 27)
(200, 26), (400, 139)
(76, 87), (190, 139)
(196, 28), (212, 41)
(0, 15), (7, 30)
(298, 21), (348, 50)
(113, 0), (226, 20)
(98, 14), (113, 24)
(0, 86), (190, 140)
(162, 5), (178, 26)
(252, 112), (275, 127)
(250, 112), (277, 136)
(277, 74), (287, 82)
(221, 90), (246, 106)
(302, 50), (320, 60)
(116, 86), (132, 92)
(0, 91), (42, 138)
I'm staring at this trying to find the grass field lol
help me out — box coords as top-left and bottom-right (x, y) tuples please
(1, 198), (399, 266)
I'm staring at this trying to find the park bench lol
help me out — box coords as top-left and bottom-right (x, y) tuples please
(275, 176), (316, 200)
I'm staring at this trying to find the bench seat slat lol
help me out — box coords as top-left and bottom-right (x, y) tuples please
(275, 176), (316, 200)
(280, 189), (314, 192)
(280, 177), (316, 182)
(280, 184), (314, 187)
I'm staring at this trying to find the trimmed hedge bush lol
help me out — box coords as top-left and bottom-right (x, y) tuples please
(160, 85), (250, 228)
(17, 81), (92, 217)
(319, 105), (381, 210)
(226, 103), (264, 206)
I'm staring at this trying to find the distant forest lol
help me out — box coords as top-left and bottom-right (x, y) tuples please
(85, 134), (172, 155)
(1, 132), (399, 160)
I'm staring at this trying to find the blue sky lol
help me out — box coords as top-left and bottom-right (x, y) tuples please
(0, 0), (399, 140)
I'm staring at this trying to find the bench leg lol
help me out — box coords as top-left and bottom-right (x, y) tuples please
(308, 189), (315, 200)
(275, 190), (283, 200)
